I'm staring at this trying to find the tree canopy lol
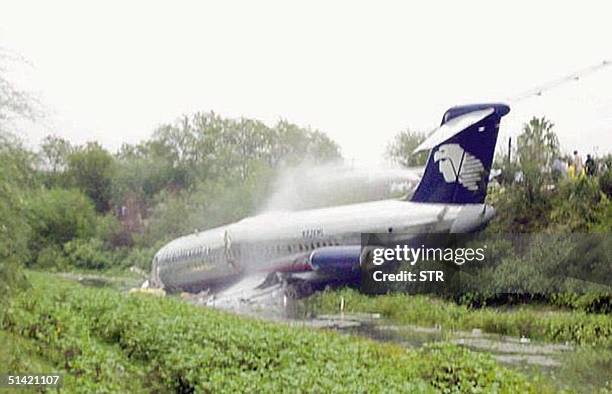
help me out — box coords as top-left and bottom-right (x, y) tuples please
(385, 129), (428, 167)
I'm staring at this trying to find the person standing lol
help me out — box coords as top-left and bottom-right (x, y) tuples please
(585, 154), (596, 176)
(573, 150), (584, 177)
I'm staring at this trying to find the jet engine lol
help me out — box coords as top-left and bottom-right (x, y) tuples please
(309, 246), (363, 276)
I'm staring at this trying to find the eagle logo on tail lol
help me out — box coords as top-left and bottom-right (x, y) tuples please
(433, 144), (484, 191)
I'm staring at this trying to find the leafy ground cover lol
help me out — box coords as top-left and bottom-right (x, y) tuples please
(0, 272), (547, 393)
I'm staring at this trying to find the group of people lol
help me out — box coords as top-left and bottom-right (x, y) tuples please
(553, 150), (597, 179)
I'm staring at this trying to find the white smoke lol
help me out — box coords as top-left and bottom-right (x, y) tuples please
(260, 161), (422, 213)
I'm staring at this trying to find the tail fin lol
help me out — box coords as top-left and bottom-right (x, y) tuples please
(410, 103), (510, 204)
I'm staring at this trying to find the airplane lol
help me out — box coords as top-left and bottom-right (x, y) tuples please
(149, 103), (510, 293)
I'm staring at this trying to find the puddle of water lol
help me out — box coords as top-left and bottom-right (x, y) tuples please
(175, 277), (610, 393)
(183, 283), (570, 365)
(294, 312), (571, 367)
(57, 272), (144, 292)
(182, 279), (560, 349)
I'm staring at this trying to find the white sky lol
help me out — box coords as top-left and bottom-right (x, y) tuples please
(1, 0), (611, 164)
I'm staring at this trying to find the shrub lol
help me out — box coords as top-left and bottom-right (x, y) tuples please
(63, 239), (113, 270)
(599, 168), (612, 198)
(25, 188), (97, 265)
(35, 245), (68, 271)
(122, 245), (159, 271)
(95, 214), (131, 247)
(550, 177), (609, 231)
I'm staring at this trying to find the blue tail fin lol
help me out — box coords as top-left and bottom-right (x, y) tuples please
(411, 103), (510, 204)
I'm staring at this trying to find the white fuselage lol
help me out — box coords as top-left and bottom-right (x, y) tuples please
(151, 199), (493, 290)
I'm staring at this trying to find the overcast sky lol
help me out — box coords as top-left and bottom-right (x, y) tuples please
(2, 0), (611, 164)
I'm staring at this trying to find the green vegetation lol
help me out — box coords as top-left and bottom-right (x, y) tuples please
(1, 115), (342, 276)
(385, 129), (428, 167)
(1, 273), (545, 393)
(0, 131), (33, 307)
(551, 346), (612, 393)
(489, 116), (611, 233)
(306, 288), (612, 346)
(1, 55), (611, 392)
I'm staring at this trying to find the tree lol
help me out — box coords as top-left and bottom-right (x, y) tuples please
(0, 50), (40, 299)
(128, 111), (342, 188)
(516, 117), (559, 203)
(39, 135), (73, 186)
(0, 132), (35, 296)
(385, 130), (428, 167)
(40, 135), (73, 173)
(66, 142), (116, 212)
(487, 117), (561, 232)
